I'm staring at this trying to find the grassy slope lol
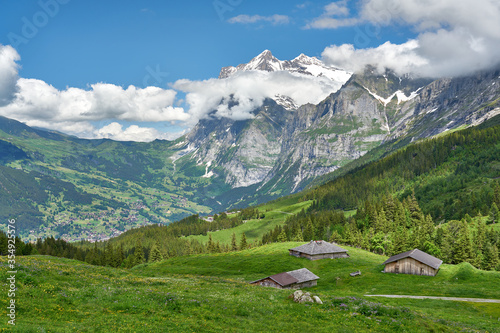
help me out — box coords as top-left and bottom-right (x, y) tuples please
(137, 243), (500, 332)
(4, 247), (499, 332)
(187, 199), (313, 246)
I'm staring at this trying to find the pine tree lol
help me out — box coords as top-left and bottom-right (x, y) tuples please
(494, 182), (500, 206)
(490, 203), (499, 224)
(422, 240), (441, 259)
(392, 226), (408, 254)
(231, 233), (238, 251)
(113, 245), (124, 267)
(75, 248), (84, 262)
(302, 218), (315, 241)
(383, 195), (396, 225)
(482, 243), (499, 270)
(440, 225), (454, 263)
(134, 242), (145, 266)
(375, 209), (387, 233)
(149, 242), (163, 262)
(277, 229), (287, 242)
(394, 200), (406, 229)
(207, 234), (215, 253)
(476, 219), (486, 251)
(329, 230), (339, 243)
(239, 233), (248, 250)
(453, 221), (472, 264)
(416, 214), (435, 249)
(104, 242), (114, 267)
(294, 228), (305, 242)
(405, 192), (423, 228)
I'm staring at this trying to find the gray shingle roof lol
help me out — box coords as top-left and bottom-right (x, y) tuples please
(286, 268), (319, 284)
(250, 268), (319, 286)
(383, 249), (443, 270)
(289, 240), (348, 255)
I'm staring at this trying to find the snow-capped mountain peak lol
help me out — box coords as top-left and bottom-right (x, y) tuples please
(218, 50), (353, 110)
(219, 50), (350, 80)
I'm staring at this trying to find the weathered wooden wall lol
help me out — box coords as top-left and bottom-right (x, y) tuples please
(296, 280), (317, 288)
(384, 258), (437, 276)
(251, 278), (283, 289)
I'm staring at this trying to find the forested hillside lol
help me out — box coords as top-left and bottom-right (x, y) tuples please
(25, 116), (500, 273)
(0, 116), (213, 241)
(260, 116), (500, 271)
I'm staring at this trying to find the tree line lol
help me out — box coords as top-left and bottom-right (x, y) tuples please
(261, 194), (500, 271)
(20, 210), (258, 269)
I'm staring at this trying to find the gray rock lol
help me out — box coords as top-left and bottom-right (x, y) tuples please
(299, 295), (314, 304)
(313, 296), (323, 304)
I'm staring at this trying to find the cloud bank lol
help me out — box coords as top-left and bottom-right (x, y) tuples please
(97, 122), (187, 142)
(174, 70), (346, 124)
(317, 0), (500, 77)
(0, 45), (189, 141)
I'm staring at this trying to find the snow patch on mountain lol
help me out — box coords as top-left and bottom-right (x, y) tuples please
(364, 86), (422, 106)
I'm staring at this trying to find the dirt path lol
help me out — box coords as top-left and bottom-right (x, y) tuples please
(364, 295), (500, 303)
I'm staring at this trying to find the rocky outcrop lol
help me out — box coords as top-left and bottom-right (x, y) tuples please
(292, 290), (322, 304)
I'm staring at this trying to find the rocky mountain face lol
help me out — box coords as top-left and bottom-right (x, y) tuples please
(175, 51), (500, 208)
(181, 98), (292, 189)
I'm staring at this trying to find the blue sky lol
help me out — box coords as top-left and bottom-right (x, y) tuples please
(0, 0), (499, 141)
(0, 0), (412, 88)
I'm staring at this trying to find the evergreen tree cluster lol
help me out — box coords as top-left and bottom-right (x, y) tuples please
(262, 194), (500, 271)
(28, 212), (254, 269)
(0, 231), (35, 256)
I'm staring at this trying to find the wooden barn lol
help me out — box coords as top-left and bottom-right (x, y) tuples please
(289, 240), (349, 260)
(250, 268), (319, 289)
(383, 249), (442, 276)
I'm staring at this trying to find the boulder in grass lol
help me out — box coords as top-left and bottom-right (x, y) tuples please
(313, 296), (323, 304)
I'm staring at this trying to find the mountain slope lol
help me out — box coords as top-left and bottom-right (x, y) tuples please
(177, 60), (500, 209)
(1, 54), (500, 241)
(0, 118), (213, 241)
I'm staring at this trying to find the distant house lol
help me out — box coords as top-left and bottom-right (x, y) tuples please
(289, 240), (349, 260)
(383, 249), (442, 276)
(250, 268), (319, 289)
(201, 215), (214, 222)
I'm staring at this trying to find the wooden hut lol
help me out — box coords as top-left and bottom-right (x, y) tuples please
(383, 249), (442, 276)
(250, 268), (319, 289)
(289, 240), (349, 260)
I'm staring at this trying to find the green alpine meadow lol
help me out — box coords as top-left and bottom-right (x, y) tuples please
(2, 1), (500, 332)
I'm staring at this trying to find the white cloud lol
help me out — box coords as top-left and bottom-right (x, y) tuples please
(95, 122), (182, 142)
(174, 70), (346, 124)
(305, 1), (359, 29)
(324, 1), (350, 16)
(0, 78), (189, 138)
(317, 0), (500, 77)
(228, 14), (290, 25)
(0, 45), (20, 106)
(322, 40), (428, 75)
